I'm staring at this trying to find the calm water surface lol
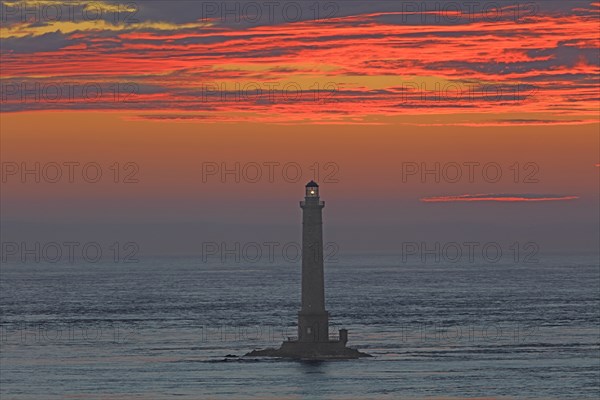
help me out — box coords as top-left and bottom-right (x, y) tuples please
(1, 255), (598, 399)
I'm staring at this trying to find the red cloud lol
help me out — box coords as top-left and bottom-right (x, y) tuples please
(1, 6), (599, 124)
(421, 194), (579, 203)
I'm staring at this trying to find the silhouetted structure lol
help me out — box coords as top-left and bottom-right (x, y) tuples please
(245, 182), (370, 360)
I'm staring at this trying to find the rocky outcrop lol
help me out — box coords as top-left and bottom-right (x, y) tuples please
(244, 340), (371, 360)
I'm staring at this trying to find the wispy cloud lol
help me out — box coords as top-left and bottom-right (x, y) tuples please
(421, 194), (580, 203)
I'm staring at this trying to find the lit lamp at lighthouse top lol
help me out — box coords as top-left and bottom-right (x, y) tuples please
(305, 180), (319, 197)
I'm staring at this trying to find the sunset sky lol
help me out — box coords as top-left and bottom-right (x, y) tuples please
(1, 1), (598, 256)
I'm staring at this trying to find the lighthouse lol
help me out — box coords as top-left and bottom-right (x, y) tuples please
(245, 182), (370, 359)
(298, 180), (329, 342)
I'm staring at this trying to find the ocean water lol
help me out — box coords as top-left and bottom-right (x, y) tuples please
(1, 255), (598, 399)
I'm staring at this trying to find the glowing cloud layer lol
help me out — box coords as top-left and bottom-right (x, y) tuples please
(1, 1), (598, 125)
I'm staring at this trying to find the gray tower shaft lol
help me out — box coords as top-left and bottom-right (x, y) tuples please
(298, 195), (329, 342)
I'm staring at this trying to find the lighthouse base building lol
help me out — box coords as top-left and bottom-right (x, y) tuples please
(245, 181), (370, 360)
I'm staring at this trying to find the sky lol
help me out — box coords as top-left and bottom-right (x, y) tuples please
(1, 1), (599, 258)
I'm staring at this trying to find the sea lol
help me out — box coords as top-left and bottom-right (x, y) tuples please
(1, 254), (599, 399)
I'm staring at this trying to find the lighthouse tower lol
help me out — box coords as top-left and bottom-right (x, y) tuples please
(245, 182), (370, 359)
(298, 180), (329, 342)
